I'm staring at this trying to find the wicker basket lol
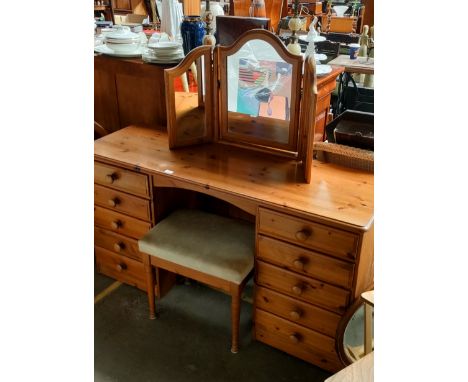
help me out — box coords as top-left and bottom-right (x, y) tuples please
(313, 142), (373, 172)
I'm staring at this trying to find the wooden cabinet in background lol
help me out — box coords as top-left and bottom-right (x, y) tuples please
(112, 0), (133, 11)
(94, 55), (171, 134)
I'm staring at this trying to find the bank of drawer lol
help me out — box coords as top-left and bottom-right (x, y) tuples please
(258, 208), (358, 260)
(94, 162), (149, 198)
(94, 206), (151, 239)
(94, 184), (152, 221)
(256, 261), (349, 314)
(255, 309), (342, 373)
(95, 247), (146, 291)
(255, 286), (340, 337)
(94, 226), (142, 262)
(257, 235), (355, 289)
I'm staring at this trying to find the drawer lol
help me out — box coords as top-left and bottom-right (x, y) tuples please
(95, 162), (150, 198)
(94, 226), (142, 262)
(258, 208), (358, 260)
(94, 206), (151, 239)
(254, 309), (342, 373)
(95, 246), (146, 291)
(315, 93), (331, 115)
(94, 184), (152, 221)
(256, 260), (349, 314)
(257, 235), (355, 289)
(255, 286), (340, 337)
(317, 79), (337, 99)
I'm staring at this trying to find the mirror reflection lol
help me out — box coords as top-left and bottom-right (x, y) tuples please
(173, 57), (206, 141)
(226, 39), (293, 145)
(343, 303), (374, 363)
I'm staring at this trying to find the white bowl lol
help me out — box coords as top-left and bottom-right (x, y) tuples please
(106, 40), (141, 53)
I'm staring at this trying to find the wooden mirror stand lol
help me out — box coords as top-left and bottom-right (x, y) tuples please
(164, 29), (318, 183)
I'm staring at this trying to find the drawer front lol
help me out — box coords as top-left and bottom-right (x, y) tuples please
(317, 79), (337, 99)
(316, 93), (331, 115)
(94, 226), (142, 262)
(94, 184), (152, 221)
(257, 235), (355, 289)
(256, 260), (350, 314)
(258, 208), (358, 260)
(255, 309), (342, 373)
(95, 162), (150, 198)
(94, 206), (151, 239)
(255, 286), (340, 337)
(95, 246), (146, 291)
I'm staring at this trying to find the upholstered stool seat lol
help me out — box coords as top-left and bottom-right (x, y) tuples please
(138, 209), (255, 353)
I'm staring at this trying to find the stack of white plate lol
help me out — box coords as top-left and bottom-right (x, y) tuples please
(143, 41), (184, 64)
(105, 26), (141, 54)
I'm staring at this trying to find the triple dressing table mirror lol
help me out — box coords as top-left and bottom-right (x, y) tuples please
(164, 29), (318, 183)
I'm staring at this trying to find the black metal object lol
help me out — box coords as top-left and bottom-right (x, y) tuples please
(334, 72), (374, 115)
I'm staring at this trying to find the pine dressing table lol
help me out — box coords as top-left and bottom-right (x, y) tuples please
(94, 125), (374, 373)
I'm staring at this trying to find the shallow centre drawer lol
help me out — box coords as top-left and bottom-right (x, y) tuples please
(258, 208), (358, 260)
(94, 206), (151, 239)
(95, 162), (150, 198)
(256, 260), (350, 314)
(257, 235), (355, 289)
(94, 184), (152, 221)
(255, 286), (341, 338)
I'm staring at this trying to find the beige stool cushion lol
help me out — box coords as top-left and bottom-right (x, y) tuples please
(139, 209), (255, 284)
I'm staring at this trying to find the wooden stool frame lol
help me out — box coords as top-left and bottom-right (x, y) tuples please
(143, 253), (253, 353)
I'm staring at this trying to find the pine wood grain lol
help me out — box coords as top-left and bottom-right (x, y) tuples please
(94, 126), (374, 231)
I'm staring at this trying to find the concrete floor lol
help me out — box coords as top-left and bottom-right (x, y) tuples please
(95, 271), (333, 382)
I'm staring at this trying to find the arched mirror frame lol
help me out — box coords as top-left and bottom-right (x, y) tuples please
(216, 29), (304, 156)
(165, 45), (214, 149)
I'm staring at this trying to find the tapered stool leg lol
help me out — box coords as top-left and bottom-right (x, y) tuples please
(230, 286), (241, 353)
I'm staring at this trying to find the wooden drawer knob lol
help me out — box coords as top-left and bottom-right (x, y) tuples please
(293, 259), (304, 270)
(111, 220), (122, 229)
(289, 333), (300, 344)
(108, 198), (120, 207)
(289, 310), (302, 320)
(113, 242), (124, 252)
(292, 285), (303, 295)
(295, 229), (311, 241)
(105, 173), (117, 184)
(116, 263), (127, 272)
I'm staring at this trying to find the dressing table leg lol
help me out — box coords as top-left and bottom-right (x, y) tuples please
(144, 256), (156, 319)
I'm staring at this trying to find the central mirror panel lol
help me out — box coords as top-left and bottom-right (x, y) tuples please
(218, 32), (303, 155)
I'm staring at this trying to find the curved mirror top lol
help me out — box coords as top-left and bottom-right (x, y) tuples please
(226, 39), (294, 146)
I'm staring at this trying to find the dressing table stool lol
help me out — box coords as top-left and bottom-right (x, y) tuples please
(138, 209), (255, 353)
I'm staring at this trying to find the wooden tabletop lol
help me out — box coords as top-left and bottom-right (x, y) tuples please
(317, 66), (344, 87)
(325, 352), (374, 382)
(327, 55), (374, 75)
(95, 126), (374, 230)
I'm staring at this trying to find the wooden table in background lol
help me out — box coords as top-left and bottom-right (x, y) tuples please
(327, 55), (374, 75)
